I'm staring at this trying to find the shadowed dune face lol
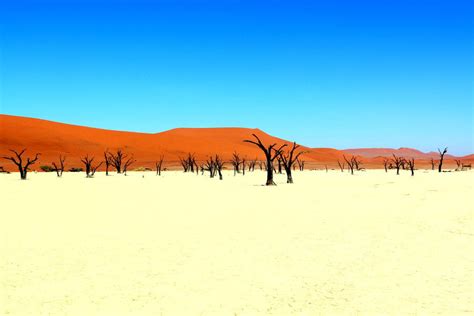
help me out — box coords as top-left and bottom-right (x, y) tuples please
(0, 114), (472, 171)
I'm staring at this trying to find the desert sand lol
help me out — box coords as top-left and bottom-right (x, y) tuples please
(1, 170), (473, 315)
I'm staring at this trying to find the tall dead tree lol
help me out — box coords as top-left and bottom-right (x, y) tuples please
(231, 152), (242, 175)
(343, 155), (355, 175)
(81, 155), (103, 178)
(391, 154), (405, 175)
(279, 142), (305, 183)
(438, 147), (447, 172)
(337, 160), (345, 172)
(123, 156), (135, 176)
(52, 155), (66, 177)
(179, 153), (196, 173)
(241, 157), (246, 175)
(383, 158), (389, 173)
(406, 158), (415, 176)
(155, 155), (164, 175)
(2, 149), (40, 180)
(203, 156), (216, 178)
(214, 155), (225, 180)
(277, 156), (283, 174)
(104, 150), (112, 176)
(430, 158), (435, 170)
(244, 134), (286, 185)
(107, 149), (128, 174)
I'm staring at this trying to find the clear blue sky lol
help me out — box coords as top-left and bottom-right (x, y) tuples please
(1, 0), (473, 155)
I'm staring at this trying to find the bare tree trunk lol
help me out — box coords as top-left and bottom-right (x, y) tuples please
(438, 147), (447, 172)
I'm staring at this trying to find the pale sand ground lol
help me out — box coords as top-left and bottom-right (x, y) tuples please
(0, 170), (473, 315)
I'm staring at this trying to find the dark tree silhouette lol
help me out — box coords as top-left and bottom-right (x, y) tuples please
(52, 155), (66, 177)
(2, 149), (40, 180)
(244, 134), (286, 185)
(179, 153), (196, 173)
(123, 156), (135, 176)
(203, 156), (216, 178)
(241, 157), (246, 175)
(454, 159), (461, 171)
(391, 154), (405, 175)
(104, 150), (112, 176)
(230, 152), (242, 175)
(277, 157), (283, 174)
(344, 155), (361, 175)
(337, 160), (345, 172)
(279, 142), (305, 183)
(438, 147), (447, 172)
(296, 158), (305, 171)
(107, 149), (128, 174)
(80, 155), (103, 178)
(406, 158), (415, 176)
(155, 155), (164, 176)
(430, 158), (436, 171)
(383, 158), (389, 173)
(214, 155), (225, 180)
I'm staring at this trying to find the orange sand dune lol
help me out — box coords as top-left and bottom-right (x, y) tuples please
(0, 114), (471, 171)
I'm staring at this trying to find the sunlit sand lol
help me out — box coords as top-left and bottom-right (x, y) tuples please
(1, 170), (473, 315)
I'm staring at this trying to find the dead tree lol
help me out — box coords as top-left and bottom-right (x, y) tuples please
(214, 155), (225, 180)
(123, 156), (135, 175)
(155, 155), (164, 175)
(248, 158), (257, 172)
(179, 153), (196, 173)
(437, 147), (447, 172)
(242, 157), (246, 175)
(231, 152), (242, 175)
(383, 158), (389, 173)
(203, 156), (216, 178)
(352, 156), (363, 171)
(104, 150), (112, 176)
(391, 154), (405, 175)
(107, 149), (129, 174)
(80, 155), (103, 178)
(406, 158), (415, 176)
(296, 158), (305, 171)
(343, 155), (355, 175)
(52, 155), (66, 177)
(337, 160), (345, 172)
(430, 158), (435, 170)
(277, 157), (283, 174)
(244, 134), (286, 185)
(454, 159), (461, 171)
(2, 149), (40, 180)
(279, 142), (305, 184)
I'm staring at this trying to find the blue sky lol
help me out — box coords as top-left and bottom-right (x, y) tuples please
(1, 0), (473, 155)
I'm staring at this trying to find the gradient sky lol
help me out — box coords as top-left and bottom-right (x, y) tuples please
(1, 0), (473, 155)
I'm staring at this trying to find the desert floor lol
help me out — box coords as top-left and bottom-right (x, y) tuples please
(1, 169), (473, 315)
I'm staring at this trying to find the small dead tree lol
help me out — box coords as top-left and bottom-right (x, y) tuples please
(2, 149), (40, 180)
(296, 158), (305, 171)
(52, 155), (66, 177)
(244, 134), (286, 185)
(179, 153), (196, 173)
(277, 156), (283, 174)
(343, 155), (355, 175)
(123, 156), (135, 175)
(214, 154), (225, 180)
(406, 158), (415, 176)
(337, 160), (345, 172)
(81, 155), (103, 178)
(104, 150), (112, 176)
(391, 154), (405, 175)
(242, 157), (246, 175)
(203, 156), (216, 178)
(107, 149), (128, 174)
(279, 142), (305, 183)
(231, 152), (242, 175)
(438, 147), (447, 172)
(454, 159), (461, 171)
(383, 158), (389, 173)
(155, 155), (164, 175)
(352, 156), (363, 171)
(430, 158), (436, 171)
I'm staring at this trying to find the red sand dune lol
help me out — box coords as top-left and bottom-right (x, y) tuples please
(0, 114), (472, 171)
